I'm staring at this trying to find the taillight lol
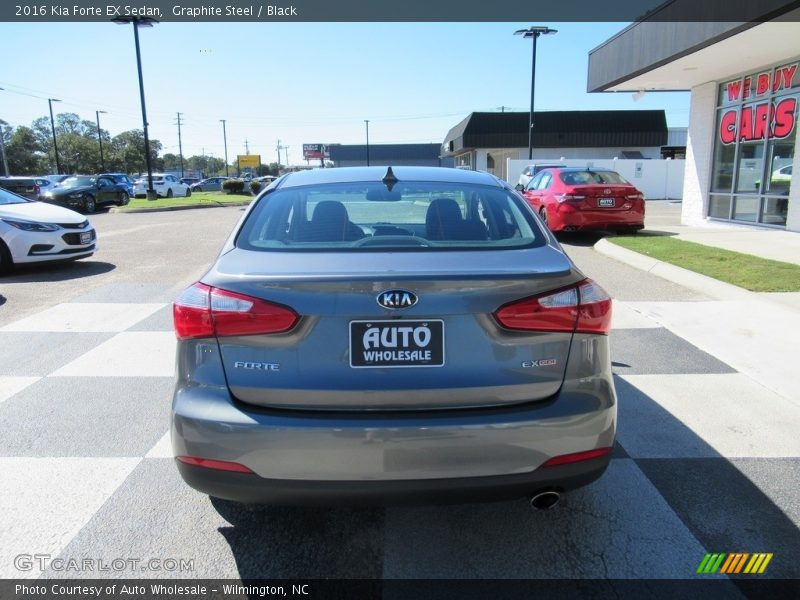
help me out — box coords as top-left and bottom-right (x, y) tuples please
(173, 282), (298, 340)
(33, 184), (41, 195)
(494, 279), (612, 335)
(555, 193), (586, 203)
(626, 193), (644, 200)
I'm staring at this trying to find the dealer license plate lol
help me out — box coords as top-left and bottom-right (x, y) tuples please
(350, 320), (445, 368)
(598, 198), (615, 207)
(79, 231), (92, 244)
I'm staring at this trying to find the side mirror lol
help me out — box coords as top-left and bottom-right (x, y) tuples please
(515, 184), (524, 191)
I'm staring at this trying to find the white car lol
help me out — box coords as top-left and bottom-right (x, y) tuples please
(0, 186), (96, 272)
(133, 174), (191, 199)
(516, 163), (567, 190)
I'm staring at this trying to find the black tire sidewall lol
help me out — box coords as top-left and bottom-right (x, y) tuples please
(84, 195), (96, 213)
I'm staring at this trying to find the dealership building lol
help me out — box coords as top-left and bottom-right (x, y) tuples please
(588, 5), (800, 231)
(440, 110), (675, 182)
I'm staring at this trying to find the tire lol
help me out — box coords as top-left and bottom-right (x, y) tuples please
(539, 207), (549, 228)
(166, 188), (173, 198)
(118, 192), (130, 206)
(194, 187), (202, 193)
(83, 195), (96, 213)
(185, 188), (191, 198)
(0, 240), (13, 275)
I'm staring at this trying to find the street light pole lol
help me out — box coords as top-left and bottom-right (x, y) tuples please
(96, 110), (107, 172)
(0, 88), (9, 176)
(220, 119), (229, 177)
(48, 98), (62, 174)
(364, 119), (370, 166)
(113, 15), (158, 199)
(514, 26), (557, 160)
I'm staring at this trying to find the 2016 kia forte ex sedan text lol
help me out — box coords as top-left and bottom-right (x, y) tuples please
(171, 166), (617, 507)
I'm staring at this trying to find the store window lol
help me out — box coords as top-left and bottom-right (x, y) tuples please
(709, 60), (798, 227)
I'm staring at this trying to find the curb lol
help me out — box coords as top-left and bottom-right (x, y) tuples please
(594, 237), (756, 301)
(110, 200), (251, 214)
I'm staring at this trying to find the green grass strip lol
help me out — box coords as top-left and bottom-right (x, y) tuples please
(119, 191), (252, 210)
(609, 235), (800, 292)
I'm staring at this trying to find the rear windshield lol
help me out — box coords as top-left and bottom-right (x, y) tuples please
(559, 170), (630, 185)
(237, 181), (545, 252)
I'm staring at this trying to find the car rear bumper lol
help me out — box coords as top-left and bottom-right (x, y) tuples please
(551, 204), (644, 231)
(172, 383), (616, 504)
(175, 452), (611, 506)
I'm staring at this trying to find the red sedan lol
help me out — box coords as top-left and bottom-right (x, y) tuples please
(521, 167), (645, 233)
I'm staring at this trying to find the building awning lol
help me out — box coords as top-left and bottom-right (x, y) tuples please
(587, 3), (800, 93)
(442, 110), (668, 155)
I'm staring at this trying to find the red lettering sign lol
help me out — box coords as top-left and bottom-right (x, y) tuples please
(719, 97), (797, 144)
(773, 97), (797, 139)
(725, 64), (798, 102)
(727, 80), (743, 102)
(719, 111), (737, 144)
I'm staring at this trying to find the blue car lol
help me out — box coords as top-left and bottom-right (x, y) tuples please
(100, 173), (135, 196)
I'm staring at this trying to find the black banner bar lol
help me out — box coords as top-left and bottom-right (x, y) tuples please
(2, 0), (800, 23)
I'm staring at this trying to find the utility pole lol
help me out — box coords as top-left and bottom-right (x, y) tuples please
(497, 106), (508, 112)
(48, 98), (62, 174)
(244, 138), (250, 154)
(0, 88), (9, 176)
(364, 119), (370, 166)
(95, 110), (107, 172)
(220, 119), (229, 177)
(176, 112), (185, 178)
(284, 145), (289, 167)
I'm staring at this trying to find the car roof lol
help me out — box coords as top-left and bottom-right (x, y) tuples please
(276, 166), (505, 189)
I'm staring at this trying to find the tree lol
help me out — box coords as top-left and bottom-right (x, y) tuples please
(5, 126), (46, 175)
(106, 130), (161, 174)
(162, 153), (182, 171)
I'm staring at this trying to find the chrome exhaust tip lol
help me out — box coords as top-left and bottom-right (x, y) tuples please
(529, 490), (561, 510)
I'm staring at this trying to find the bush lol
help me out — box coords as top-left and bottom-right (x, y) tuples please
(250, 180), (262, 194)
(221, 178), (245, 194)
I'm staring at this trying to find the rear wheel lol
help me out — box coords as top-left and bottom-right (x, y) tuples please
(118, 192), (130, 206)
(0, 240), (13, 274)
(194, 186), (203, 193)
(166, 188), (173, 198)
(185, 188), (191, 198)
(539, 207), (549, 228)
(83, 195), (96, 213)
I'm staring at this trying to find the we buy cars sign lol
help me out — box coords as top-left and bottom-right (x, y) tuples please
(719, 63), (798, 144)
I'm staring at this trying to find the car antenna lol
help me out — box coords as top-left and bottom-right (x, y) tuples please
(382, 166), (398, 191)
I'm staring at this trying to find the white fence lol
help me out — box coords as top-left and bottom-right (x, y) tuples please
(506, 158), (685, 200)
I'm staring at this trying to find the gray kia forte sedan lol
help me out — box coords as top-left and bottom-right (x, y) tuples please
(172, 166), (616, 507)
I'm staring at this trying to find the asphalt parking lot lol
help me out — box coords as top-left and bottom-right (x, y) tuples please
(0, 202), (797, 589)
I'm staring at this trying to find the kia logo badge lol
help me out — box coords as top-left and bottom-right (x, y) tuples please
(604, 188), (611, 195)
(377, 289), (418, 309)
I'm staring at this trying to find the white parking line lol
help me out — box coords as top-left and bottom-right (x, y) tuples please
(50, 332), (176, 377)
(0, 457), (140, 579)
(0, 303), (166, 333)
(0, 377), (41, 405)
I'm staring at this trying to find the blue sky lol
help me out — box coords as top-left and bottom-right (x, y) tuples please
(0, 21), (689, 165)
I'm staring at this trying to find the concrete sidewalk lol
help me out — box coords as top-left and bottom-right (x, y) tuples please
(595, 200), (799, 404)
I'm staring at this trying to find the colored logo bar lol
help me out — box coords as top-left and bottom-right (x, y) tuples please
(697, 553), (773, 574)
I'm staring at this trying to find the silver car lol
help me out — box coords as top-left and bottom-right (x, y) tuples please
(172, 166), (616, 507)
